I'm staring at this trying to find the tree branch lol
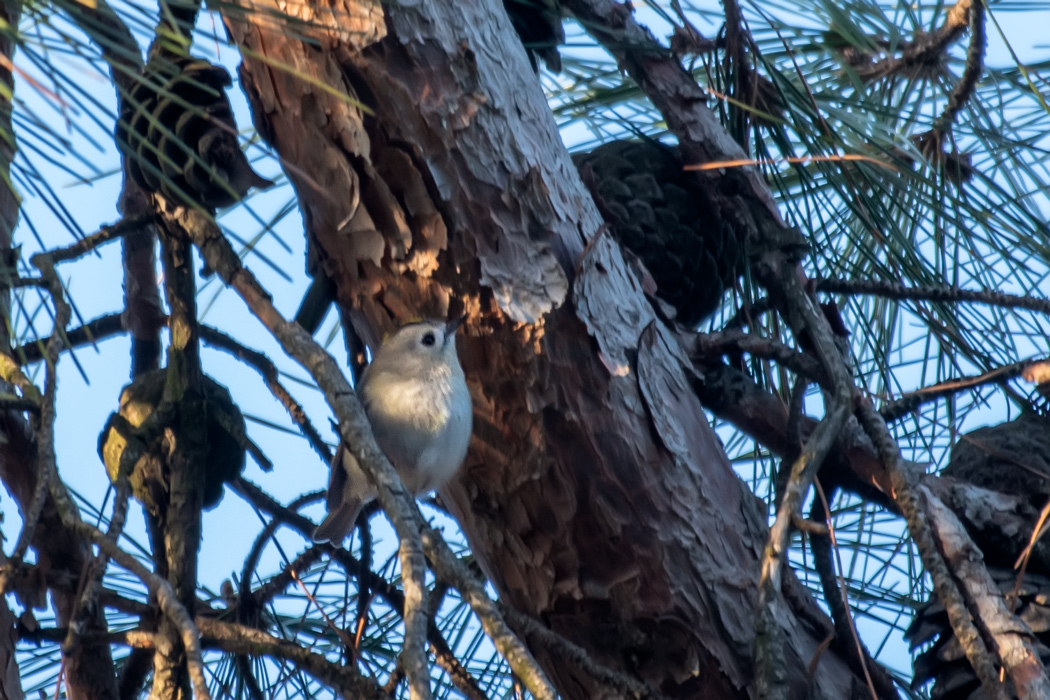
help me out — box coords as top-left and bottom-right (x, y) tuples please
(815, 277), (1050, 316)
(693, 329), (830, 387)
(200, 324), (333, 465)
(13, 313), (125, 366)
(152, 210), (209, 698)
(852, 0), (973, 82)
(179, 206), (435, 700)
(754, 269), (856, 700)
(936, 0), (985, 130)
(920, 485), (1050, 699)
(854, 399), (1008, 700)
(26, 618), (389, 700)
(879, 358), (1037, 423)
(230, 478), (493, 700)
(70, 520), (212, 700)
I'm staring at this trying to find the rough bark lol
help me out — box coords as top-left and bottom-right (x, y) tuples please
(227, 0), (870, 697)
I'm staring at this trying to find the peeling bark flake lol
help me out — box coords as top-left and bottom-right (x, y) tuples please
(573, 231), (654, 373)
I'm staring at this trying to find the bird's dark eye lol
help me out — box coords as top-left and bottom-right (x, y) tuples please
(421, 332), (436, 347)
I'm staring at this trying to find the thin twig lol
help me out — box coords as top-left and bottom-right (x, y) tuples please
(879, 358), (1035, 423)
(200, 324), (333, 465)
(291, 568), (358, 649)
(240, 490), (325, 613)
(14, 313), (125, 365)
(38, 216), (148, 266)
(251, 545), (325, 611)
(815, 277), (1050, 316)
(230, 477), (495, 700)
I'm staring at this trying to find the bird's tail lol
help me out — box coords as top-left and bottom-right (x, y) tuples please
(312, 501), (363, 544)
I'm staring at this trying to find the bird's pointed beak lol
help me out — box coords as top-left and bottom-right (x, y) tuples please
(445, 315), (466, 335)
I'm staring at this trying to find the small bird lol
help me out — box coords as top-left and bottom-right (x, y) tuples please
(313, 317), (473, 543)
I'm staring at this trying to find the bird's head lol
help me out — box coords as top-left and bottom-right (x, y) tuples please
(372, 316), (466, 378)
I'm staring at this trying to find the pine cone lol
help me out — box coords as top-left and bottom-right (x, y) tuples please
(116, 56), (273, 209)
(504, 0), (564, 72)
(908, 567), (1050, 699)
(573, 140), (744, 326)
(944, 412), (1050, 505)
(98, 369), (247, 511)
(908, 413), (1050, 699)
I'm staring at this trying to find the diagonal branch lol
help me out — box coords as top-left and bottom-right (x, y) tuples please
(179, 206), (434, 699)
(879, 358), (1038, 423)
(852, 0), (974, 82)
(200, 324), (334, 465)
(855, 399), (1008, 700)
(920, 485), (1050, 699)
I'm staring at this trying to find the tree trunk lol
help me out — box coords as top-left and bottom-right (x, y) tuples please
(227, 0), (869, 697)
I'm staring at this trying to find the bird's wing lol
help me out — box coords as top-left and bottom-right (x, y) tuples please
(313, 443), (375, 543)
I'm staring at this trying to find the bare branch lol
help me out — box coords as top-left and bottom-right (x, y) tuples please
(62, 479), (132, 659)
(855, 399), (1008, 700)
(420, 525), (558, 700)
(815, 277), (1050, 316)
(920, 486), (1050, 699)
(231, 478), (494, 700)
(27, 618), (389, 700)
(14, 313), (125, 366)
(200, 324), (333, 465)
(9, 239), (77, 560)
(851, 0), (973, 82)
(71, 520), (212, 700)
(754, 270), (855, 700)
(937, 0), (985, 130)
(180, 205), (434, 699)
(693, 329), (829, 387)
(198, 618), (387, 699)
(880, 358), (1037, 423)
(37, 216), (148, 266)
